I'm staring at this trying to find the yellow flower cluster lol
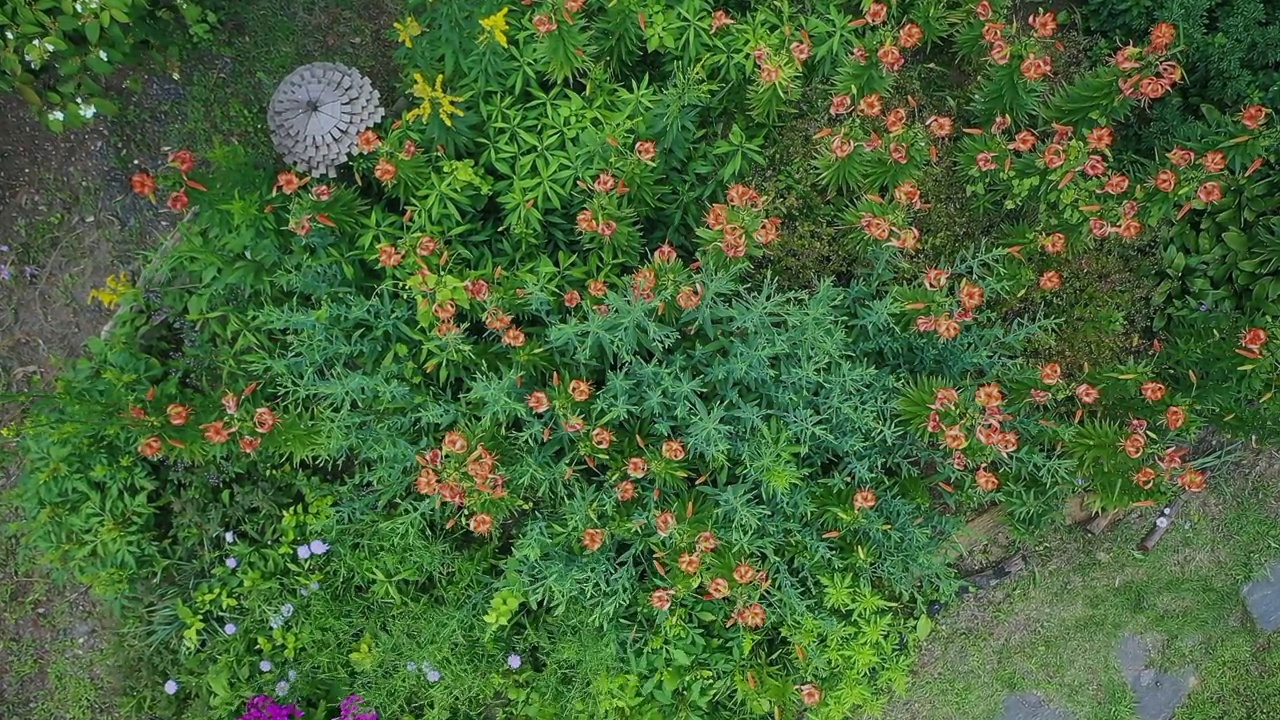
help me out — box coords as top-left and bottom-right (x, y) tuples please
(394, 16), (422, 47)
(407, 73), (465, 126)
(479, 7), (510, 47)
(88, 272), (134, 309)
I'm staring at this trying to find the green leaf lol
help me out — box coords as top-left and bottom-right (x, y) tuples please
(85, 20), (100, 44)
(916, 613), (933, 640)
(1223, 230), (1249, 253)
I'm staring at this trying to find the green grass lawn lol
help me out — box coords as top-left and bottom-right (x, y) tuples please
(885, 449), (1280, 720)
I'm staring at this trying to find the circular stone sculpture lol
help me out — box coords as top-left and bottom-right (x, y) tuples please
(268, 62), (384, 177)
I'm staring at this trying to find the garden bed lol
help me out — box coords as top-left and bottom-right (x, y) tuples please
(3, 1), (1280, 719)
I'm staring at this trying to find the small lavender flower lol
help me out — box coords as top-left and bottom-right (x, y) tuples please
(21, 266), (37, 280)
(507, 653), (522, 670)
(309, 581), (319, 591)
(280, 603), (294, 618)
(225, 556), (239, 569)
(275, 680), (290, 696)
(308, 539), (329, 555)
(406, 661), (417, 671)
(426, 669), (441, 683)
(287, 669), (297, 681)
(0, 263), (11, 282)
(296, 544), (312, 560)
(224, 530), (236, 543)
(0, 244), (10, 252)
(269, 615), (284, 630)
(163, 679), (179, 695)
(259, 660), (273, 672)
(223, 622), (237, 635)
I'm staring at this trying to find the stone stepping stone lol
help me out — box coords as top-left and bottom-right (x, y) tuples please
(267, 62), (384, 177)
(1117, 633), (1196, 720)
(999, 692), (1074, 720)
(1242, 560), (1280, 632)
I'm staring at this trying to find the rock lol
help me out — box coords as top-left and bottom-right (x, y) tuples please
(1242, 560), (1280, 632)
(1116, 633), (1196, 720)
(999, 692), (1074, 720)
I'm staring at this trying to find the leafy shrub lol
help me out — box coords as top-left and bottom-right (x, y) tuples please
(1080, 0), (1280, 116)
(1156, 161), (1280, 320)
(12, 1), (1279, 719)
(0, 0), (217, 129)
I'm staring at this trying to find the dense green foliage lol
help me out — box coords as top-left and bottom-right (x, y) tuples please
(1081, 0), (1280, 116)
(1, 0), (217, 129)
(9, 1), (1280, 719)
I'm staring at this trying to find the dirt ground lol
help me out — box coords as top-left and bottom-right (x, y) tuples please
(0, 91), (169, 720)
(0, 93), (174, 405)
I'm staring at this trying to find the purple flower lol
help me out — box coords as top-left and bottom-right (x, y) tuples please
(163, 679), (179, 695)
(224, 622), (237, 635)
(238, 695), (302, 720)
(0, 263), (11, 282)
(225, 556), (239, 569)
(338, 694), (378, 720)
(308, 539), (329, 555)
(507, 653), (522, 669)
(296, 544), (312, 560)
(22, 266), (37, 279)
(426, 669), (441, 682)
(259, 660), (273, 672)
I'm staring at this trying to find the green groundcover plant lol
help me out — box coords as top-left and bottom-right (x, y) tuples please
(10, 1), (1280, 719)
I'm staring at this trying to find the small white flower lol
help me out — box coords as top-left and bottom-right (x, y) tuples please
(223, 622), (238, 635)
(296, 544), (312, 560)
(259, 660), (274, 672)
(406, 661), (418, 671)
(280, 603), (294, 618)
(164, 679), (179, 695)
(224, 530), (236, 543)
(98, 49), (108, 61)
(40, 40), (54, 53)
(287, 669), (297, 681)
(48, 110), (65, 122)
(275, 680), (290, 695)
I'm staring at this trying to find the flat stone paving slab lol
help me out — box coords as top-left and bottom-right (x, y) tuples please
(1117, 633), (1196, 720)
(1242, 560), (1280, 632)
(999, 692), (1074, 720)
